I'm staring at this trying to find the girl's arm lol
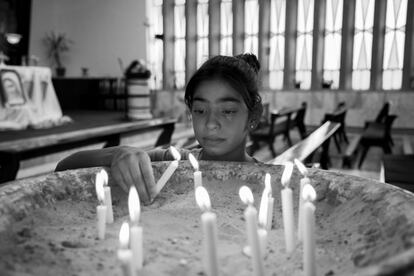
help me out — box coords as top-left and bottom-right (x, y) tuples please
(55, 146), (167, 171)
(55, 146), (168, 204)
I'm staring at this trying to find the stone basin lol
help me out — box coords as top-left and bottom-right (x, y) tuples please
(0, 161), (413, 276)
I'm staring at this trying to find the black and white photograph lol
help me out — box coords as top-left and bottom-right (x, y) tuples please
(0, 0), (413, 275)
(0, 69), (25, 106)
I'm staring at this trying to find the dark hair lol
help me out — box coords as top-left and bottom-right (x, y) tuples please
(184, 53), (262, 116)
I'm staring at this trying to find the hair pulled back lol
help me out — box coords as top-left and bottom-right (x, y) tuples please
(184, 53), (262, 116)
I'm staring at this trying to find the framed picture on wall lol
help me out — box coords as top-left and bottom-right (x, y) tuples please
(0, 69), (26, 107)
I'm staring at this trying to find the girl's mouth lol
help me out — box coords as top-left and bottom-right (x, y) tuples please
(203, 137), (226, 146)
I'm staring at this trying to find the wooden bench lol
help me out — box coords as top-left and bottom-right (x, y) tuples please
(322, 107), (348, 153)
(268, 121), (340, 169)
(0, 111), (176, 183)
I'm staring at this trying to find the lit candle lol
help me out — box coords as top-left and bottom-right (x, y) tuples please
(95, 172), (107, 240)
(189, 153), (202, 188)
(128, 186), (143, 270)
(117, 222), (135, 276)
(294, 159), (311, 241)
(195, 186), (219, 276)
(100, 169), (114, 224)
(257, 188), (268, 258)
(258, 173), (274, 231)
(154, 146), (181, 195)
(302, 184), (317, 276)
(281, 162), (295, 253)
(239, 186), (264, 276)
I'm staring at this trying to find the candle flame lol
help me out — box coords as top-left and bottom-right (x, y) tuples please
(100, 169), (108, 186)
(119, 222), (130, 248)
(170, 146), (181, 161)
(239, 186), (254, 205)
(188, 153), (199, 171)
(294, 159), (308, 176)
(264, 173), (272, 193)
(281, 162), (294, 187)
(302, 184), (317, 202)
(128, 186), (141, 223)
(195, 186), (211, 211)
(95, 172), (105, 203)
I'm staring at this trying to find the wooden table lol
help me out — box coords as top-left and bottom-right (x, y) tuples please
(0, 111), (176, 183)
(382, 154), (414, 193)
(269, 121), (340, 169)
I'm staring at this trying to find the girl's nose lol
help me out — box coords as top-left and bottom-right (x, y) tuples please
(206, 112), (220, 130)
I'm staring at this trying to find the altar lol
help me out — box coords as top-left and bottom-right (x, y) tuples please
(0, 65), (69, 130)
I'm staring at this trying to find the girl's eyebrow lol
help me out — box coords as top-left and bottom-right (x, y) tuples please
(193, 96), (241, 103)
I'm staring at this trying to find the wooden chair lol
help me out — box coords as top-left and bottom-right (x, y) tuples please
(358, 114), (398, 168)
(321, 102), (348, 153)
(249, 104), (293, 157)
(289, 102), (308, 139)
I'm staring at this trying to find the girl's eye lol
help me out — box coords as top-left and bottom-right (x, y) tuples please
(222, 109), (237, 115)
(192, 108), (206, 114)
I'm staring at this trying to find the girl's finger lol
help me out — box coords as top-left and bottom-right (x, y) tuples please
(138, 152), (156, 201)
(111, 164), (129, 192)
(128, 159), (150, 204)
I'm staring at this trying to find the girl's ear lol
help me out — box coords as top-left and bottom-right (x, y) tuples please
(248, 102), (264, 130)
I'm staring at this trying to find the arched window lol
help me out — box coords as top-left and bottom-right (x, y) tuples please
(174, 0), (186, 89)
(295, 0), (314, 90)
(323, 0), (343, 89)
(269, 0), (286, 89)
(244, 0), (259, 56)
(382, 0), (408, 90)
(220, 0), (233, 56)
(197, 0), (209, 68)
(352, 0), (375, 90)
(147, 0), (163, 89)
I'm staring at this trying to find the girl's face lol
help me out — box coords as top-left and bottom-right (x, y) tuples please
(190, 79), (250, 161)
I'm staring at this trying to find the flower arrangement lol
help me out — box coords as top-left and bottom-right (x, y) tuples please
(43, 32), (73, 76)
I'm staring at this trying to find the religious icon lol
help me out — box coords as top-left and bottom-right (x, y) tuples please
(0, 69), (26, 107)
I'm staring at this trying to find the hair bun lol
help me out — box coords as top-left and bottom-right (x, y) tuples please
(235, 53), (261, 74)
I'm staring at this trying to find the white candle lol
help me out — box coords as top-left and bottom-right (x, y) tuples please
(195, 186), (219, 276)
(95, 172), (107, 240)
(100, 170), (114, 224)
(154, 146), (181, 195)
(259, 173), (274, 231)
(257, 228), (268, 258)
(117, 222), (135, 276)
(257, 181), (269, 258)
(189, 153), (202, 188)
(128, 186), (143, 270)
(239, 186), (264, 276)
(266, 197), (274, 232)
(302, 184), (317, 276)
(294, 159), (311, 241)
(281, 162), (295, 253)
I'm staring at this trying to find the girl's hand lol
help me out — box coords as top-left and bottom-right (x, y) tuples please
(110, 146), (155, 205)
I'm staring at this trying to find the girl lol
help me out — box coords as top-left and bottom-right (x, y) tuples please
(55, 53), (263, 204)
